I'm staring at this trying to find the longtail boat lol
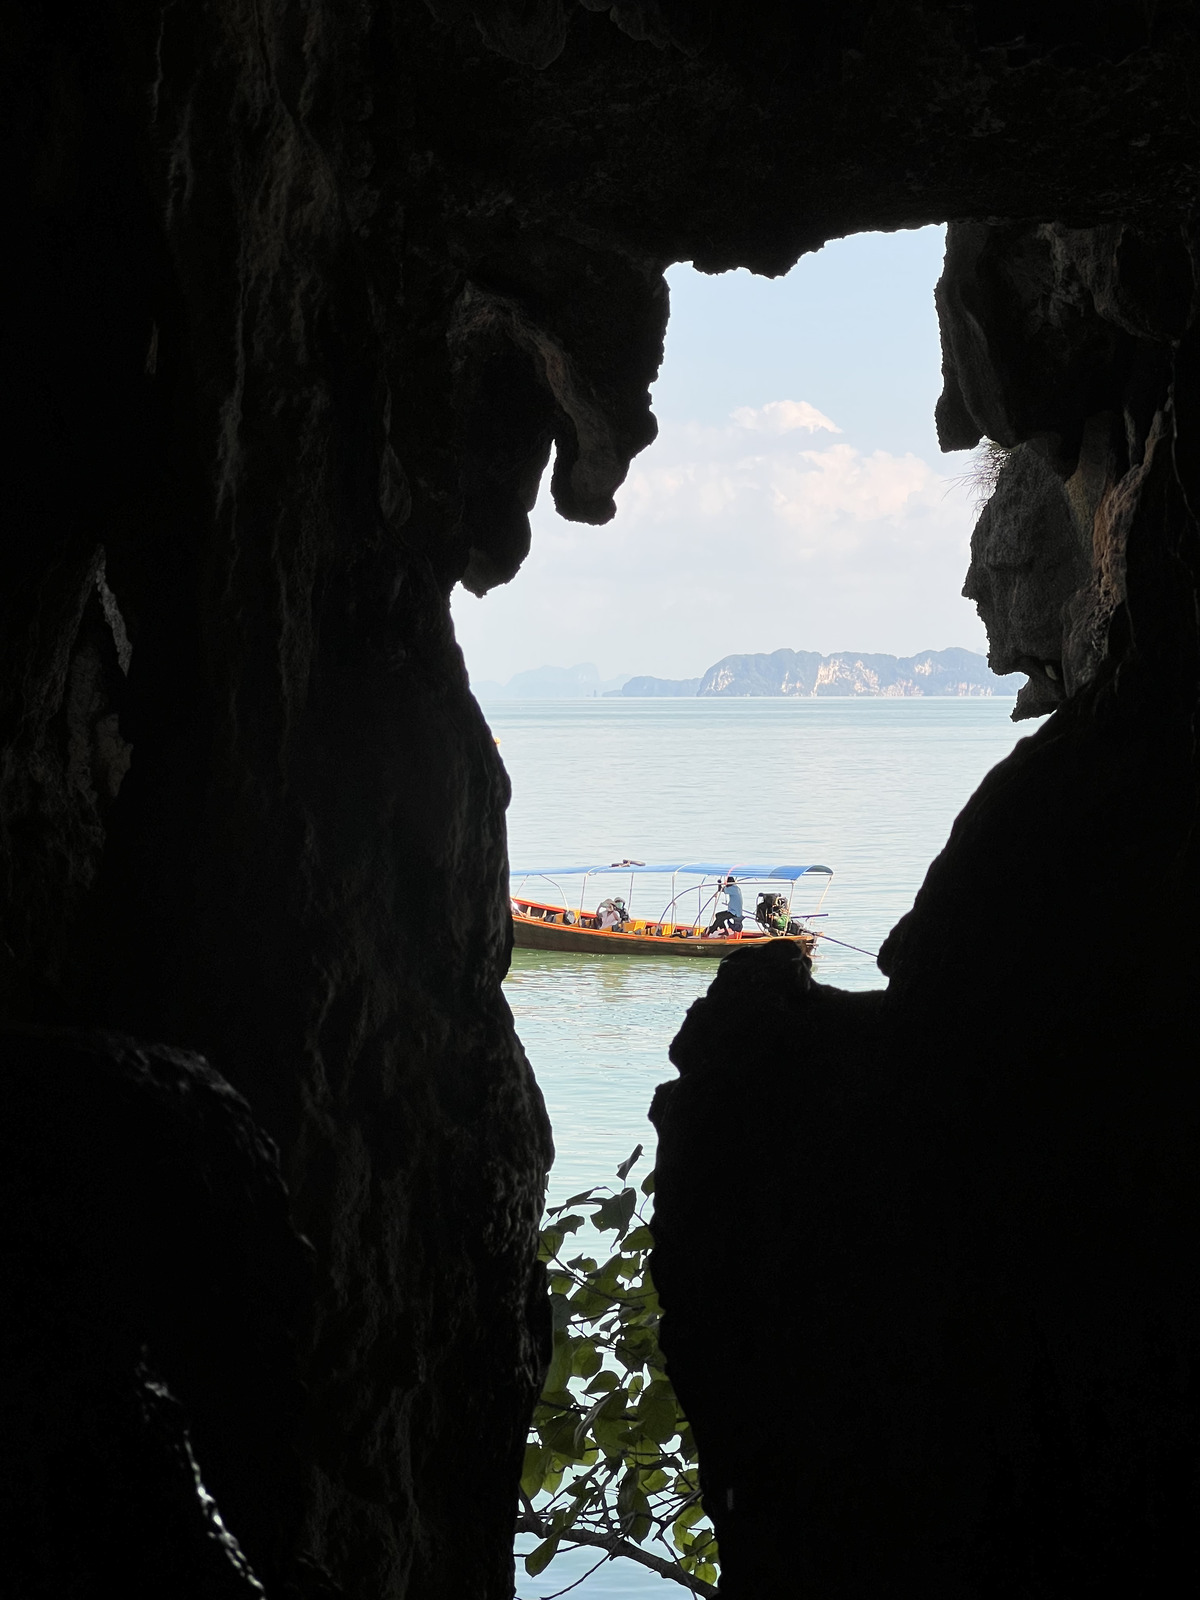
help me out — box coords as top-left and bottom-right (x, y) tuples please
(510, 860), (833, 958)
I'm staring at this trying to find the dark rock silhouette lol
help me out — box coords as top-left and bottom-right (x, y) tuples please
(3, 2), (1200, 1595)
(0, 1032), (309, 1597)
(652, 214), (1200, 1594)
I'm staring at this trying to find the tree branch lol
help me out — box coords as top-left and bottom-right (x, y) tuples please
(516, 1514), (717, 1597)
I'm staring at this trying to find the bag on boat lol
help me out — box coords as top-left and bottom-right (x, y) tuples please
(755, 892), (789, 933)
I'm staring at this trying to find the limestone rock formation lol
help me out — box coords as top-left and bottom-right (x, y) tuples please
(697, 646), (1015, 697)
(608, 674), (703, 696)
(4, 1), (1200, 1596)
(964, 444), (1091, 718)
(612, 649), (1015, 696)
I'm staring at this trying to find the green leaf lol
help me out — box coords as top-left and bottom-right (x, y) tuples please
(541, 1407), (588, 1459)
(524, 1537), (559, 1577)
(544, 1330), (573, 1392)
(555, 1189), (599, 1211)
(590, 1254), (625, 1295)
(615, 1330), (655, 1369)
(636, 1393), (678, 1443)
(571, 1286), (618, 1319)
(617, 1472), (653, 1543)
(522, 1169), (716, 1588)
(615, 1143), (643, 1182)
(592, 1416), (632, 1459)
(571, 1340), (602, 1379)
(674, 1500), (706, 1540)
(572, 1389), (618, 1455)
(626, 1435), (663, 1465)
(537, 1388), (573, 1413)
(521, 1443), (549, 1499)
(592, 1188), (638, 1236)
(538, 1228), (563, 1261)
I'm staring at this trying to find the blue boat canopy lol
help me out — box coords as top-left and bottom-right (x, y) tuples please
(511, 861), (833, 880)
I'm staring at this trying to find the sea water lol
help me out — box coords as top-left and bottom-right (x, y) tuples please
(495, 697), (1031, 1597)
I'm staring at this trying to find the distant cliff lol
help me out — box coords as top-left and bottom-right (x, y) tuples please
(611, 648), (1018, 697)
(474, 663), (631, 700)
(604, 675), (702, 698)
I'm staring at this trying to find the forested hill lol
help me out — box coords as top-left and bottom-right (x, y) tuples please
(609, 648), (1017, 697)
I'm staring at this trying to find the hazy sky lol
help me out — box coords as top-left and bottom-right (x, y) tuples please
(451, 225), (983, 685)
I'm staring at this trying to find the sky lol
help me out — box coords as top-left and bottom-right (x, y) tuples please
(451, 225), (984, 686)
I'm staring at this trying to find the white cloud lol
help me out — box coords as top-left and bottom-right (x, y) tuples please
(617, 418), (940, 544)
(730, 399), (840, 434)
(452, 405), (982, 682)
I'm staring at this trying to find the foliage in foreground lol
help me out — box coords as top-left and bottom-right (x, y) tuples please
(517, 1147), (718, 1598)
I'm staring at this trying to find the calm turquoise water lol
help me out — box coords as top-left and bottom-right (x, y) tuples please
(495, 698), (1030, 1597)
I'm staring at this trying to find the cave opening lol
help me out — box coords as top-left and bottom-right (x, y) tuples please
(455, 224), (1043, 1203)
(458, 227), (1057, 1596)
(4, 5), (1200, 1599)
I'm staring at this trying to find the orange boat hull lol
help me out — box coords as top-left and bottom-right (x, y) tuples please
(511, 899), (815, 959)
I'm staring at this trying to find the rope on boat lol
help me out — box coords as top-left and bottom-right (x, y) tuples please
(811, 930), (880, 960)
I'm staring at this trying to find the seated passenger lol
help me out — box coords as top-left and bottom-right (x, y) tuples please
(596, 897), (627, 930)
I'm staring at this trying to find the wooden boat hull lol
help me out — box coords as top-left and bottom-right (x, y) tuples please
(512, 913), (815, 959)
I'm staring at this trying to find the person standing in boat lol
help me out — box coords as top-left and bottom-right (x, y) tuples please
(707, 875), (744, 935)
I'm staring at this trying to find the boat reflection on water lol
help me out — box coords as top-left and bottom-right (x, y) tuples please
(510, 859), (833, 959)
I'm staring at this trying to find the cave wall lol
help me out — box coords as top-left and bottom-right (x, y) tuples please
(4, 1), (1200, 1595)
